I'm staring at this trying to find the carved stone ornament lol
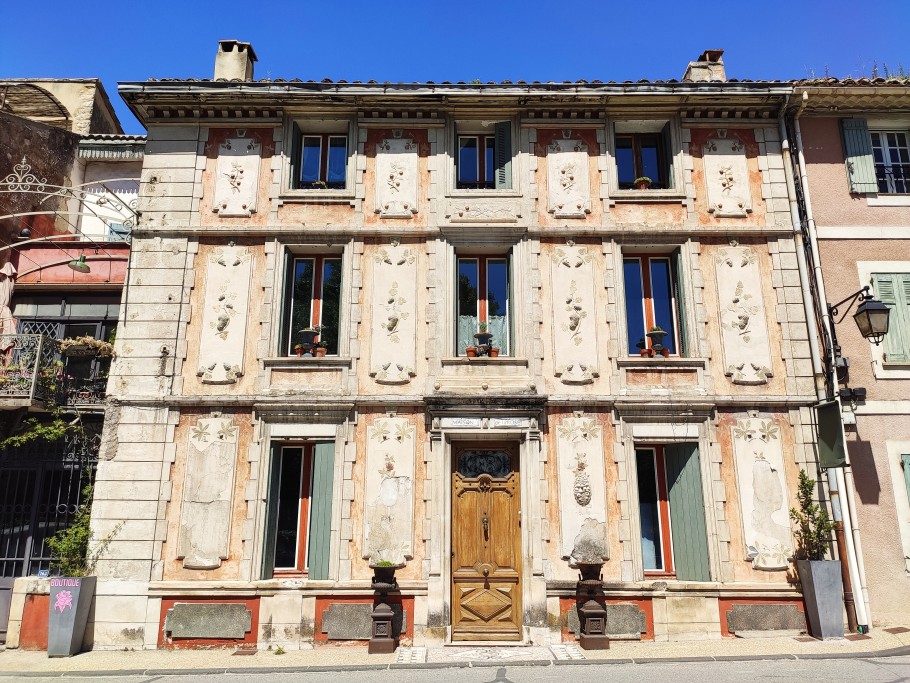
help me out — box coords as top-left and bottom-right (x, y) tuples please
(213, 137), (261, 217)
(445, 202), (519, 223)
(550, 244), (599, 385)
(547, 139), (591, 218)
(363, 417), (416, 565)
(731, 417), (793, 570)
(714, 246), (773, 385)
(369, 243), (418, 384)
(555, 414), (609, 565)
(375, 138), (418, 218)
(196, 245), (252, 384)
(703, 135), (752, 218)
(177, 418), (239, 569)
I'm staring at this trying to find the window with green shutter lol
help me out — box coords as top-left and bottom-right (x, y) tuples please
(635, 443), (710, 581)
(456, 121), (513, 190)
(902, 454), (910, 511)
(840, 118), (879, 194)
(261, 442), (335, 579)
(873, 273), (910, 363)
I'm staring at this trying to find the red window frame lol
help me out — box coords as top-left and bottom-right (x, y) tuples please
(298, 133), (347, 189)
(457, 254), (511, 355)
(624, 253), (681, 356)
(457, 135), (495, 189)
(273, 444), (314, 575)
(287, 255), (341, 356)
(638, 445), (675, 577)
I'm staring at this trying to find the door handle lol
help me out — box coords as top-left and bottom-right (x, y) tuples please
(482, 515), (489, 538)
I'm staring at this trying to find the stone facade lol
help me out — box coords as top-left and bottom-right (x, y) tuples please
(81, 48), (828, 650)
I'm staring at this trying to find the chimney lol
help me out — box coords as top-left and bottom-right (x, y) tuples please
(214, 40), (258, 81)
(682, 49), (726, 83)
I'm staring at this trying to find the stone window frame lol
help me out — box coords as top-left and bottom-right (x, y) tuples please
(444, 115), (522, 199)
(616, 419), (726, 584)
(604, 115), (686, 201)
(270, 443), (316, 575)
(885, 439), (910, 574)
(857, 260), (910, 379)
(279, 115), (358, 201)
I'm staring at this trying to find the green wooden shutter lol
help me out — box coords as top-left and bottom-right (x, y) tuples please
(674, 249), (688, 357)
(306, 441), (335, 580)
(840, 119), (878, 193)
(661, 122), (675, 190)
(289, 123), (302, 189)
(902, 455), (910, 507)
(665, 443), (710, 582)
(494, 121), (512, 190)
(260, 445), (281, 580)
(874, 273), (910, 363)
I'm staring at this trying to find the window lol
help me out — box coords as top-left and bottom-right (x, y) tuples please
(455, 121), (512, 190)
(636, 444), (709, 581)
(614, 122), (674, 190)
(871, 131), (910, 194)
(623, 254), (685, 356)
(457, 255), (511, 355)
(873, 273), (910, 364)
(263, 442), (335, 578)
(285, 256), (342, 356)
(288, 121), (351, 191)
(841, 118), (910, 195)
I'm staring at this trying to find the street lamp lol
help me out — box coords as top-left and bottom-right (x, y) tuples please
(829, 285), (890, 346)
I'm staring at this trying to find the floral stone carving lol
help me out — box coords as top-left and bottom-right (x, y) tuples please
(196, 245), (252, 384)
(445, 203), (519, 223)
(703, 135), (752, 218)
(714, 245), (773, 385)
(177, 418), (239, 569)
(370, 244), (418, 384)
(550, 244), (599, 385)
(213, 137), (261, 217)
(363, 418), (416, 565)
(375, 138), (418, 218)
(556, 415), (609, 565)
(547, 139), (591, 218)
(731, 417), (793, 570)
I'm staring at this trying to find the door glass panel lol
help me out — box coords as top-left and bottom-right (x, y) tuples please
(457, 450), (511, 478)
(636, 449), (663, 571)
(274, 448), (302, 569)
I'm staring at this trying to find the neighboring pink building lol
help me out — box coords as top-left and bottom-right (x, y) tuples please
(792, 79), (910, 626)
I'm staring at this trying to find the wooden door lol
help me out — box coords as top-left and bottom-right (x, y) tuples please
(451, 444), (522, 641)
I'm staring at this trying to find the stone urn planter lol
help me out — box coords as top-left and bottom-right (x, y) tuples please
(797, 560), (844, 639)
(574, 562), (609, 650)
(48, 576), (96, 657)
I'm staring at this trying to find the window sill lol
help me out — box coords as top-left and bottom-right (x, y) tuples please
(264, 357), (353, 369)
(279, 189), (355, 205)
(617, 357), (706, 369)
(866, 194), (910, 207)
(442, 357), (528, 368)
(611, 190), (686, 203)
(447, 189), (522, 199)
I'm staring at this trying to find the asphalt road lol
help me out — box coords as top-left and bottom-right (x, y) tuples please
(12, 655), (910, 683)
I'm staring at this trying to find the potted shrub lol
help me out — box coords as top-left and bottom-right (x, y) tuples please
(45, 484), (122, 656)
(790, 469), (843, 639)
(315, 341), (328, 358)
(474, 322), (493, 348)
(634, 176), (652, 191)
(465, 346), (478, 358)
(293, 343), (305, 357)
(57, 336), (114, 358)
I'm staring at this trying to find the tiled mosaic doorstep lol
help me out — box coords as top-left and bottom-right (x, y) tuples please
(427, 646), (553, 662)
(550, 643), (586, 660)
(395, 646), (428, 664)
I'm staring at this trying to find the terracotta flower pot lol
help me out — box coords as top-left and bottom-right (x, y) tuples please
(488, 347), (500, 358)
(636, 181), (650, 191)
(295, 348), (304, 357)
(466, 347), (478, 358)
(315, 347), (327, 357)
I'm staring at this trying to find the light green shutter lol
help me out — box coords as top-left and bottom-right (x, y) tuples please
(665, 443), (710, 582)
(494, 121), (512, 190)
(306, 441), (335, 580)
(840, 118), (878, 193)
(674, 249), (688, 357)
(902, 455), (910, 506)
(661, 122), (675, 190)
(873, 273), (910, 363)
(260, 445), (281, 580)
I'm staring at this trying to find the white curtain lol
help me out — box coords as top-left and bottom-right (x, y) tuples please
(457, 315), (478, 355)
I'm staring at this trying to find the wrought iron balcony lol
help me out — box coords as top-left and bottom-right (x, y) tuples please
(0, 334), (108, 408)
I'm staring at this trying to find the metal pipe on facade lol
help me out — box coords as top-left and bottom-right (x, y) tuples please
(792, 90), (871, 630)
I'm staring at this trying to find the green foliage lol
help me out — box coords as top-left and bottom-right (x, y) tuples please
(789, 469), (835, 561)
(373, 560), (397, 567)
(1, 415), (70, 448)
(45, 484), (121, 577)
(274, 646), (286, 655)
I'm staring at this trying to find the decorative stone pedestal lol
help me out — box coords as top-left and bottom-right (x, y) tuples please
(369, 566), (399, 654)
(575, 563), (609, 650)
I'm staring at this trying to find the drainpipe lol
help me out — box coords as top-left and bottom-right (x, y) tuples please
(791, 90), (871, 631)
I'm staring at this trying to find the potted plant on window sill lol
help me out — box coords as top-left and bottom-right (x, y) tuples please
(790, 469), (843, 639)
(634, 176), (652, 191)
(314, 341), (328, 358)
(646, 326), (670, 357)
(57, 336), (114, 359)
(636, 338), (652, 358)
(465, 346), (479, 358)
(474, 322), (493, 348)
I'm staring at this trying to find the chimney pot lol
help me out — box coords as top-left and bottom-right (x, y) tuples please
(214, 40), (258, 81)
(683, 49), (726, 83)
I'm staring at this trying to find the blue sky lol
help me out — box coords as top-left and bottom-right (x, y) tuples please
(2, 1), (907, 134)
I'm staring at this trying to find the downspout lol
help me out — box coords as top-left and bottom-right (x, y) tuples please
(791, 90), (871, 631)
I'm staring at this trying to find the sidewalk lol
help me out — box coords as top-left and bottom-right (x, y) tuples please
(2, 627), (910, 676)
